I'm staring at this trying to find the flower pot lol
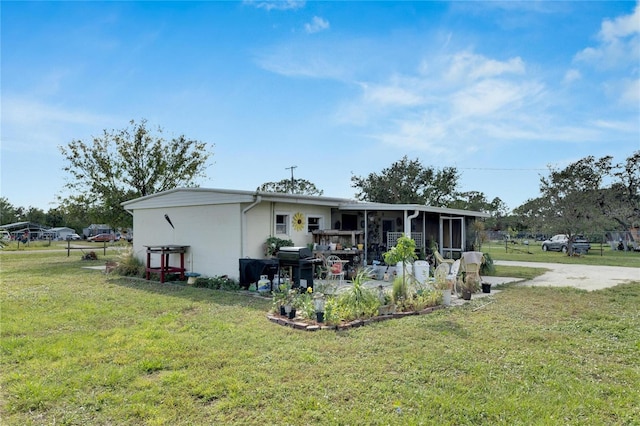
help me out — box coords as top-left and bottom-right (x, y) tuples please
(288, 308), (296, 319)
(461, 289), (472, 300)
(482, 283), (491, 293)
(316, 312), (325, 323)
(279, 305), (286, 316)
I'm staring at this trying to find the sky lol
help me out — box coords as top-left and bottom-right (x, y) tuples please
(2, 1), (639, 214)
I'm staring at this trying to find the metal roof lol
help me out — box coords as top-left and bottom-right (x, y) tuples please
(122, 187), (489, 218)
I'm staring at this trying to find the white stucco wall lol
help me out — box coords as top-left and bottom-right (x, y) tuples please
(243, 202), (333, 256)
(131, 201), (333, 279)
(132, 204), (242, 279)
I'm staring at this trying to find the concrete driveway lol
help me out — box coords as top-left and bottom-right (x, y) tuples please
(494, 260), (640, 291)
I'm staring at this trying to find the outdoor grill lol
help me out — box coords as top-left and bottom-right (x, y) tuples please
(276, 247), (316, 290)
(276, 246), (312, 262)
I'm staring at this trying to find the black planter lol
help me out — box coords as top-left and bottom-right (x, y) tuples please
(462, 290), (472, 300)
(316, 312), (325, 323)
(482, 283), (491, 293)
(280, 305), (286, 316)
(288, 308), (296, 319)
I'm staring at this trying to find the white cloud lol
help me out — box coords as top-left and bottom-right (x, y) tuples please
(563, 69), (582, 84)
(620, 78), (640, 105)
(446, 52), (525, 82)
(600, 2), (640, 42)
(244, 0), (305, 11)
(305, 16), (329, 34)
(360, 82), (423, 107)
(574, 2), (640, 68)
(1, 96), (113, 152)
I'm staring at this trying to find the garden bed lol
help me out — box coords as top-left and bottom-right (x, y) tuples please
(266, 304), (445, 331)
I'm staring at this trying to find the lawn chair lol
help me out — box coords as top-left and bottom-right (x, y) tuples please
(326, 255), (346, 284)
(461, 251), (484, 293)
(433, 249), (455, 267)
(447, 259), (461, 295)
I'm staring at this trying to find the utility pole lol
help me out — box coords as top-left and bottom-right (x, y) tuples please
(285, 165), (297, 193)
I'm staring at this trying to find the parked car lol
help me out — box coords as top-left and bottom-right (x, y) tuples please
(542, 234), (591, 253)
(88, 233), (116, 242)
(65, 233), (82, 241)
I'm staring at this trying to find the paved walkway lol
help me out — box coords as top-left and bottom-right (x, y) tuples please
(495, 260), (640, 291)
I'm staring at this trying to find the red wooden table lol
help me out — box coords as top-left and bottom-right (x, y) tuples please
(145, 245), (189, 283)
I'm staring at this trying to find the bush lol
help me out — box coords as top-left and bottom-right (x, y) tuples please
(193, 276), (240, 291)
(113, 248), (145, 277)
(480, 252), (496, 275)
(335, 268), (379, 321)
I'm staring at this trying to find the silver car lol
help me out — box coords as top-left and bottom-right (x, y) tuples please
(542, 234), (590, 253)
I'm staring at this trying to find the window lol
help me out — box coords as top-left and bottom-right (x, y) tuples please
(307, 216), (322, 233)
(275, 214), (289, 235)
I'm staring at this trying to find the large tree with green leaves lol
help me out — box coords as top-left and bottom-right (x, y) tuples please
(514, 152), (639, 253)
(600, 151), (640, 230)
(59, 119), (213, 228)
(257, 179), (324, 196)
(351, 156), (459, 206)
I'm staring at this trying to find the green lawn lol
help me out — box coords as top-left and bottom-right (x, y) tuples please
(1, 251), (639, 425)
(483, 240), (640, 268)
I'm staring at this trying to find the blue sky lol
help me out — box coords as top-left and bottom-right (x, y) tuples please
(2, 1), (639, 213)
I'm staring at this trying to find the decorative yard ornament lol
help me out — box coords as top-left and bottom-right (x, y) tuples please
(292, 212), (305, 232)
(164, 214), (175, 229)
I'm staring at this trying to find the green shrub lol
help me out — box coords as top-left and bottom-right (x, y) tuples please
(481, 252), (496, 275)
(336, 268), (379, 321)
(193, 276), (240, 291)
(264, 236), (294, 257)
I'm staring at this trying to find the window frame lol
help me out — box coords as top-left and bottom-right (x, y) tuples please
(275, 212), (290, 236)
(307, 215), (323, 234)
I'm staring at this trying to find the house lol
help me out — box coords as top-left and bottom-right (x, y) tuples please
(83, 224), (114, 238)
(49, 227), (76, 240)
(122, 188), (489, 281)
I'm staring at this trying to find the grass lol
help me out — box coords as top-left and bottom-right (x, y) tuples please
(482, 240), (640, 268)
(1, 250), (639, 425)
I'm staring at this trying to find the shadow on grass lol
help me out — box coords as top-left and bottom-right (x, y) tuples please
(105, 275), (271, 312)
(422, 317), (471, 338)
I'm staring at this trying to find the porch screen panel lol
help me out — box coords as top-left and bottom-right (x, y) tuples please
(440, 217), (464, 260)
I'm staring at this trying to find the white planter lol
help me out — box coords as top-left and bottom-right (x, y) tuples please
(441, 289), (451, 306)
(413, 260), (429, 285)
(396, 262), (413, 278)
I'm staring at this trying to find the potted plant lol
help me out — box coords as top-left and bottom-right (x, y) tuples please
(264, 236), (294, 257)
(383, 234), (417, 300)
(272, 283), (290, 316)
(460, 272), (480, 300)
(433, 263), (452, 306)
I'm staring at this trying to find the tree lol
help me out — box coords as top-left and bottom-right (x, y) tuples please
(601, 151), (640, 230)
(351, 156), (460, 206)
(518, 154), (639, 254)
(257, 179), (324, 196)
(0, 197), (19, 224)
(59, 119), (213, 228)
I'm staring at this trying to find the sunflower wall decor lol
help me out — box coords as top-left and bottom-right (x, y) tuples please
(292, 212), (305, 232)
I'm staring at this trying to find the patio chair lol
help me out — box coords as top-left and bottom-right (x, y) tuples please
(433, 249), (455, 267)
(447, 259), (462, 294)
(434, 263), (450, 289)
(326, 255), (346, 284)
(461, 251), (484, 292)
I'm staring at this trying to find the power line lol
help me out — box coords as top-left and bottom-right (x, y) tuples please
(459, 167), (546, 171)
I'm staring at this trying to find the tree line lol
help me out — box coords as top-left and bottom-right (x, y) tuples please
(1, 119), (637, 239)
